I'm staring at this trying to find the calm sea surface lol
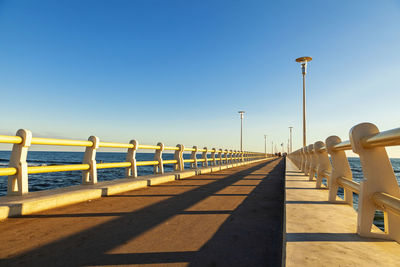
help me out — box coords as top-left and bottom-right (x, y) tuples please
(1, 152), (400, 230)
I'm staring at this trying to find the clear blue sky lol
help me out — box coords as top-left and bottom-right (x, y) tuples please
(1, 0), (400, 155)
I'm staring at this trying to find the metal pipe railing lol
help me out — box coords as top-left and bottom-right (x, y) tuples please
(373, 192), (400, 217)
(337, 177), (360, 195)
(0, 129), (269, 197)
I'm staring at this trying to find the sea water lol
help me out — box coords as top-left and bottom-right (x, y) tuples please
(0, 151), (196, 196)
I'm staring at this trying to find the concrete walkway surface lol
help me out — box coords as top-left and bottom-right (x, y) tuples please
(0, 158), (285, 267)
(285, 158), (400, 266)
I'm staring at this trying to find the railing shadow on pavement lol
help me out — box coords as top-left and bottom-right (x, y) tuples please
(1, 158), (283, 266)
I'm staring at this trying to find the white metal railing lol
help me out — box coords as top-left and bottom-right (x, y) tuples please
(0, 129), (270, 197)
(289, 122), (400, 243)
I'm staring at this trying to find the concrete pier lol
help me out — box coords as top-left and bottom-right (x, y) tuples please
(0, 158), (285, 266)
(285, 159), (400, 266)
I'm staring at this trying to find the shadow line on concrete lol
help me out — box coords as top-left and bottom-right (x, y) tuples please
(86, 251), (197, 265)
(286, 233), (393, 242)
(285, 200), (346, 205)
(285, 187), (317, 190)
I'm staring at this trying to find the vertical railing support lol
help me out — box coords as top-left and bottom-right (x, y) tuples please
(82, 136), (99, 185)
(154, 142), (164, 174)
(326, 136), (353, 205)
(218, 149), (222, 166)
(304, 146), (311, 176)
(350, 122), (400, 241)
(308, 144), (317, 181)
(301, 147), (307, 173)
(190, 146), (198, 169)
(235, 150), (239, 165)
(211, 148), (216, 166)
(174, 144), (185, 171)
(126, 139), (138, 178)
(314, 141), (332, 189)
(201, 147), (208, 167)
(7, 129), (32, 196)
(224, 150), (229, 165)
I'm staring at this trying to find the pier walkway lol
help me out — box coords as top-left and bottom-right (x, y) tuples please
(285, 159), (400, 266)
(0, 158), (285, 266)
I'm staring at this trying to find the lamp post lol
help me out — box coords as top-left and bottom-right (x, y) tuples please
(238, 111), (245, 151)
(289, 126), (293, 153)
(264, 135), (267, 155)
(295, 56), (312, 147)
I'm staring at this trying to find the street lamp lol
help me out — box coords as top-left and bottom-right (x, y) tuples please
(295, 56), (312, 147)
(238, 111), (245, 151)
(289, 126), (293, 153)
(264, 135), (267, 155)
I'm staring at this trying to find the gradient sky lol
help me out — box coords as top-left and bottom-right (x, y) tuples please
(1, 1), (400, 156)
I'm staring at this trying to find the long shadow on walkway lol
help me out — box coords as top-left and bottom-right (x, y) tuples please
(189, 158), (285, 267)
(1, 158), (284, 266)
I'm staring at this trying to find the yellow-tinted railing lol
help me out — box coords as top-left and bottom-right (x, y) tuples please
(1, 129), (268, 198)
(0, 167), (17, 176)
(32, 137), (93, 147)
(28, 164), (90, 174)
(98, 142), (133, 149)
(136, 161), (160, 166)
(0, 135), (23, 144)
(163, 160), (178, 164)
(138, 144), (161, 150)
(97, 162), (131, 169)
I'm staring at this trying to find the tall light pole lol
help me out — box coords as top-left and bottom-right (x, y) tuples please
(264, 135), (267, 155)
(289, 126), (293, 153)
(238, 111), (245, 151)
(295, 56), (312, 147)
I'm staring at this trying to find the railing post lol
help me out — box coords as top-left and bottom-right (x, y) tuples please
(7, 129), (32, 196)
(190, 146), (198, 169)
(211, 148), (216, 166)
(350, 122), (400, 241)
(126, 139), (138, 178)
(218, 149), (222, 166)
(224, 150), (228, 165)
(301, 147), (307, 173)
(153, 142), (164, 174)
(308, 144), (316, 181)
(314, 141), (332, 188)
(234, 151), (238, 165)
(201, 147), (208, 167)
(174, 144), (185, 171)
(304, 146), (311, 176)
(325, 136), (353, 205)
(298, 149), (302, 168)
(82, 136), (99, 185)
(229, 150), (233, 166)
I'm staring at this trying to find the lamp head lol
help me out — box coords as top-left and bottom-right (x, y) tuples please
(296, 57), (312, 75)
(295, 56), (312, 63)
